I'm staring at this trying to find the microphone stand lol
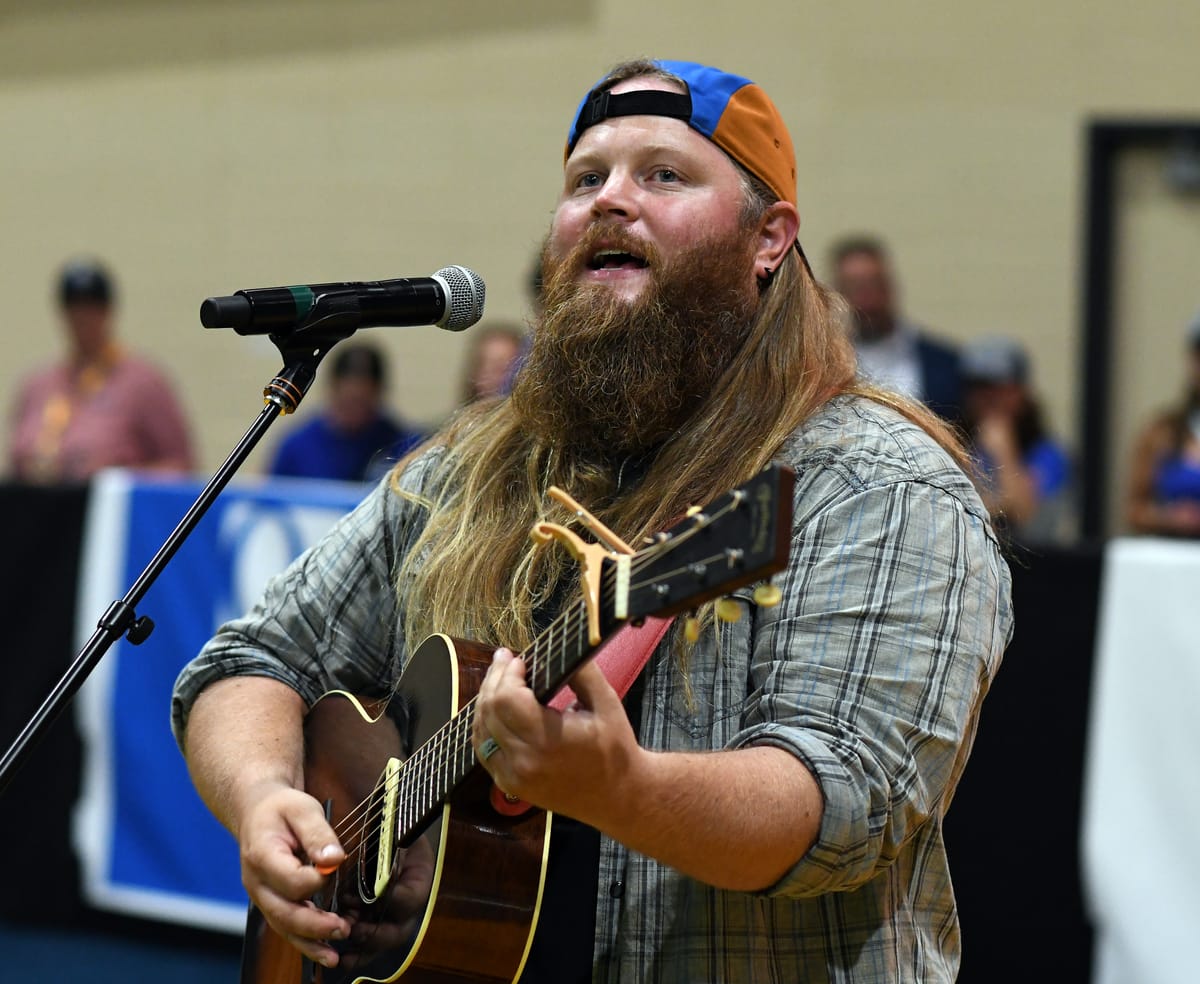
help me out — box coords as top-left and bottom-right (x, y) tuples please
(0, 293), (364, 796)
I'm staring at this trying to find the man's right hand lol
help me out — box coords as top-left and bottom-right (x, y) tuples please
(238, 782), (351, 969)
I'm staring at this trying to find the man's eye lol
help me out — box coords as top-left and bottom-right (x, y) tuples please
(653, 168), (679, 182)
(575, 173), (603, 189)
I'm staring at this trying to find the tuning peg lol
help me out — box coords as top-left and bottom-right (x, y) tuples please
(715, 598), (742, 623)
(684, 615), (701, 643)
(753, 583), (783, 607)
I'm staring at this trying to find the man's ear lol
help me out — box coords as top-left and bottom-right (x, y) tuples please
(754, 202), (801, 280)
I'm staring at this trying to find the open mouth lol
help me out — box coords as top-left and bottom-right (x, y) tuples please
(587, 248), (649, 271)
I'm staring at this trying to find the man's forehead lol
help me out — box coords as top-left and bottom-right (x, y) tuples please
(840, 252), (890, 275)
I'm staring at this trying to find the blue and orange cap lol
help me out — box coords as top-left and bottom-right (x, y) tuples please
(565, 59), (798, 210)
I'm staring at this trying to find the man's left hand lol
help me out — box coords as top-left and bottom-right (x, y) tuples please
(471, 648), (641, 825)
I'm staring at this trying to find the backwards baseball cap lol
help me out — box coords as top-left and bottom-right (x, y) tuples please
(58, 257), (114, 307)
(961, 335), (1030, 386)
(565, 59), (798, 209)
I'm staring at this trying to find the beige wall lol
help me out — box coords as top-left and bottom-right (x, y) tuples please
(3, 0), (1199, 529)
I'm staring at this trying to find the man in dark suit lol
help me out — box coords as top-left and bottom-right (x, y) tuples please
(831, 236), (962, 424)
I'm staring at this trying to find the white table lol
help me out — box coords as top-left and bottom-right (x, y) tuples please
(1082, 537), (1200, 984)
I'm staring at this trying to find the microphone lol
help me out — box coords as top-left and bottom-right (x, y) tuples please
(200, 265), (486, 335)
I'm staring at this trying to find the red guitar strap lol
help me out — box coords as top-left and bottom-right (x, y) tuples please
(548, 614), (674, 711)
(490, 614), (675, 816)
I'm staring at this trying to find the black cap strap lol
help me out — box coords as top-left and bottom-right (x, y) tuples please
(571, 88), (693, 152)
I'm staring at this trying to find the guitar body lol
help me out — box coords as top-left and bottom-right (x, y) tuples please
(241, 633), (552, 984)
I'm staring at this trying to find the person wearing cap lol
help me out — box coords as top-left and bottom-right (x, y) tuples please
(960, 335), (1075, 545)
(830, 235), (964, 425)
(1125, 311), (1200, 537)
(267, 342), (425, 483)
(7, 258), (194, 482)
(171, 59), (1011, 982)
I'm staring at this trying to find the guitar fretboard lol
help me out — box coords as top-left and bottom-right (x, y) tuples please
(377, 466), (790, 847)
(394, 593), (608, 842)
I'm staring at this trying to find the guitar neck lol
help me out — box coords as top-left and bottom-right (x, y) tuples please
(392, 462), (795, 845)
(395, 589), (619, 844)
(523, 592), (623, 704)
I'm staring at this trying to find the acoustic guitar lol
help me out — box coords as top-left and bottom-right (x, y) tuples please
(240, 463), (795, 984)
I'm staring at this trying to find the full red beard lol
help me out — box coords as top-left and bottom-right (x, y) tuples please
(511, 221), (761, 459)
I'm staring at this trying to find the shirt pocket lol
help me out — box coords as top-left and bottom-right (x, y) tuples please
(654, 587), (757, 747)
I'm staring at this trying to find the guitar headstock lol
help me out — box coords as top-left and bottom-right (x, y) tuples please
(621, 463), (795, 621)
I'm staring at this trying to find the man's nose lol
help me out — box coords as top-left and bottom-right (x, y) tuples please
(591, 172), (639, 221)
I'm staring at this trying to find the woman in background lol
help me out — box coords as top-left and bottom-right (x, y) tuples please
(459, 322), (525, 405)
(1126, 312), (1200, 537)
(960, 335), (1075, 546)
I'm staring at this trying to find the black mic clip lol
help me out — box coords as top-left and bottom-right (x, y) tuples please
(261, 290), (364, 414)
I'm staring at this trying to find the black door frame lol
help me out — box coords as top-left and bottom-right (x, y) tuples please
(1079, 119), (1200, 540)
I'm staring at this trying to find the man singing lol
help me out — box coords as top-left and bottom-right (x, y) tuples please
(173, 58), (1012, 982)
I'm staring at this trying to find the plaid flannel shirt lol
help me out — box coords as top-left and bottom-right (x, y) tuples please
(172, 394), (1013, 983)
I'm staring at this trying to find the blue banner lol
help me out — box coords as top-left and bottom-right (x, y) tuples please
(74, 469), (368, 933)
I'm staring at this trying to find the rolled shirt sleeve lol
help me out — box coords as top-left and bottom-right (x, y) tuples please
(728, 414), (1012, 898)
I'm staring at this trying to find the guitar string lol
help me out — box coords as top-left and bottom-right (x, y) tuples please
(323, 504), (746, 848)
(321, 497), (748, 849)
(326, 585), (601, 842)
(326, 520), (743, 847)
(327, 593), (591, 843)
(326, 544), (742, 850)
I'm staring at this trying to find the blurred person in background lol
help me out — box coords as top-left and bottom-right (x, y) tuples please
(497, 255), (547, 397)
(268, 342), (424, 484)
(7, 257), (195, 483)
(831, 235), (962, 424)
(1126, 311), (1200, 537)
(459, 321), (525, 405)
(959, 335), (1075, 546)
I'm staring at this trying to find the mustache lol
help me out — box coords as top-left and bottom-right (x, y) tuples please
(551, 223), (664, 280)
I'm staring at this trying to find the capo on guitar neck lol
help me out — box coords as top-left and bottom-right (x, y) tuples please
(547, 486), (635, 555)
(530, 486), (635, 646)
